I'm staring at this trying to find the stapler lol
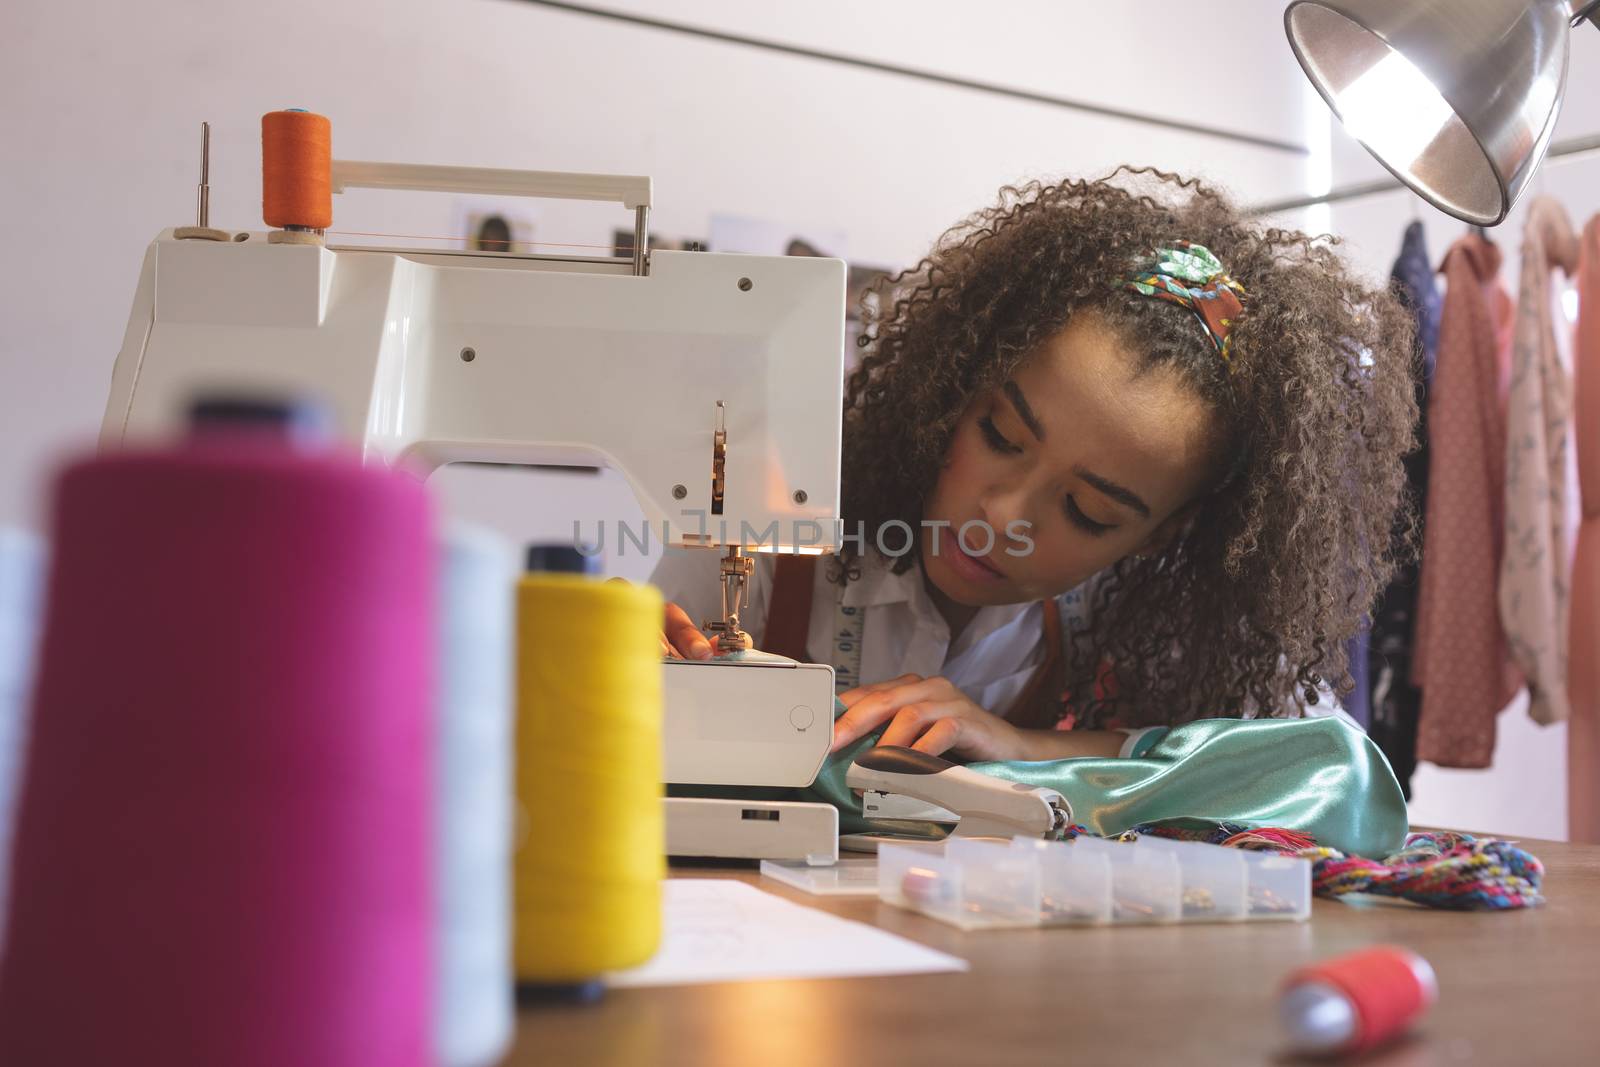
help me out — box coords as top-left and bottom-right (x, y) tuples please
(841, 746), (1072, 852)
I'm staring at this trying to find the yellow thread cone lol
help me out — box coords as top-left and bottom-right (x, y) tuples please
(513, 574), (663, 981)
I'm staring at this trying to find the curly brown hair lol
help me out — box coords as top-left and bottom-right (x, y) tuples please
(836, 167), (1419, 728)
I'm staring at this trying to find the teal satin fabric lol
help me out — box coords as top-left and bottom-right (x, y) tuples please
(799, 704), (1409, 858)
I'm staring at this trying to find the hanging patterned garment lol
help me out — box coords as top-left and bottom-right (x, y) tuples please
(1369, 222), (1441, 797)
(1413, 234), (1523, 768)
(1570, 216), (1600, 843)
(1501, 198), (1579, 726)
(1344, 625), (1371, 729)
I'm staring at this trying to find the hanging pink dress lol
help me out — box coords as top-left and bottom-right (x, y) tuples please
(1414, 235), (1523, 768)
(1569, 216), (1600, 843)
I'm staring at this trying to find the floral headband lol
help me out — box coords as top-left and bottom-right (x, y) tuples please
(1120, 241), (1247, 362)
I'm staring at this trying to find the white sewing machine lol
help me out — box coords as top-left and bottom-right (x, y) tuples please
(101, 133), (843, 862)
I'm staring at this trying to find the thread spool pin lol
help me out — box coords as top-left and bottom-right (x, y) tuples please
(174, 120), (231, 242)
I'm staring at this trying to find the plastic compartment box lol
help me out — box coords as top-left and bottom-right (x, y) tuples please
(877, 835), (1310, 929)
(877, 840), (1041, 930)
(1135, 837), (1250, 920)
(1241, 849), (1313, 920)
(1011, 837), (1113, 925)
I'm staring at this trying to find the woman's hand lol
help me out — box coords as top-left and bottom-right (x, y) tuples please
(661, 601), (716, 660)
(830, 674), (1027, 761)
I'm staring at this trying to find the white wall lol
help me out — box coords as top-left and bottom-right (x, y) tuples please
(1265, 25), (1600, 842)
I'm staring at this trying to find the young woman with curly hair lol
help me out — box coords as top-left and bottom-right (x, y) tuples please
(651, 167), (1417, 767)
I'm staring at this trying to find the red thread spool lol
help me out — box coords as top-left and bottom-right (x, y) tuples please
(262, 109), (333, 229)
(0, 402), (435, 1067)
(1281, 945), (1438, 1055)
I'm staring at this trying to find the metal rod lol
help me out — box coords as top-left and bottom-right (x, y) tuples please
(1249, 133), (1600, 216)
(197, 121), (211, 228)
(515, 0), (1309, 156)
(1571, 0), (1600, 28)
(632, 204), (649, 276)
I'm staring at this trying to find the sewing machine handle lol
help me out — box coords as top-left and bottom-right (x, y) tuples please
(330, 160), (652, 209)
(331, 159), (654, 272)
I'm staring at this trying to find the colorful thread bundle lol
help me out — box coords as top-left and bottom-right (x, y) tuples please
(1300, 832), (1544, 910)
(1072, 823), (1545, 911)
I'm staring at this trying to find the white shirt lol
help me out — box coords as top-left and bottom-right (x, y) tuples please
(648, 547), (1094, 719)
(649, 548), (1355, 747)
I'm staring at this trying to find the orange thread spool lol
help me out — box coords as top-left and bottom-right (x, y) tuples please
(262, 110), (332, 230)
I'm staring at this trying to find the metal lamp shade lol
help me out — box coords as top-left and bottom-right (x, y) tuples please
(1286, 0), (1572, 224)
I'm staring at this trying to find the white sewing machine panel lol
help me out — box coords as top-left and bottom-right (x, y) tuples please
(661, 657), (834, 787)
(103, 234), (845, 551)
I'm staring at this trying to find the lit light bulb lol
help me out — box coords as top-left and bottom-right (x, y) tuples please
(1335, 51), (1455, 174)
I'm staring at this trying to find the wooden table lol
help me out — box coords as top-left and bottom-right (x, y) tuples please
(512, 836), (1599, 1066)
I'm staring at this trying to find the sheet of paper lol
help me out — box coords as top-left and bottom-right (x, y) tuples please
(609, 879), (967, 987)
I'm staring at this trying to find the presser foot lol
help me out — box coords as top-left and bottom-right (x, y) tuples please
(702, 623), (752, 653)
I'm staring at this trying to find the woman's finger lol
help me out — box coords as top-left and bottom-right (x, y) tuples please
(830, 677), (947, 752)
(908, 717), (962, 757)
(877, 701), (952, 750)
(663, 601), (713, 660)
(838, 673), (923, 708)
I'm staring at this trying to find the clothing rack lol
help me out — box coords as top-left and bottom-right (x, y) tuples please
(1249, 133), (1600, 216)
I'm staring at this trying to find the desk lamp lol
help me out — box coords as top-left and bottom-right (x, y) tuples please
(1287, 0), (1600, 224)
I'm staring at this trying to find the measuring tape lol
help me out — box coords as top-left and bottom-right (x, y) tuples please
(830, 596), (864, 695)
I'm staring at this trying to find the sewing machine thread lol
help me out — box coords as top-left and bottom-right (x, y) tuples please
(0, 528), (43, 944)
(0, 405), (436, 1065)
(1281, 946), (1437, 1055)
(436, 525), (516, 1066)
(262, 109), (332, 230)
(513, 563), (664, 988)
